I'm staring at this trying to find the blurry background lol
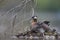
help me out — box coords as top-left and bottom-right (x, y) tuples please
(0, 0), (60, 40)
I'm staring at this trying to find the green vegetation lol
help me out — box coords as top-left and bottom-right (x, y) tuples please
(35, 0), (60, 10)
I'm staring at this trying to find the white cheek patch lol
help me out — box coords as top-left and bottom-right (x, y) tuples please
(33, 16), (37, 19)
